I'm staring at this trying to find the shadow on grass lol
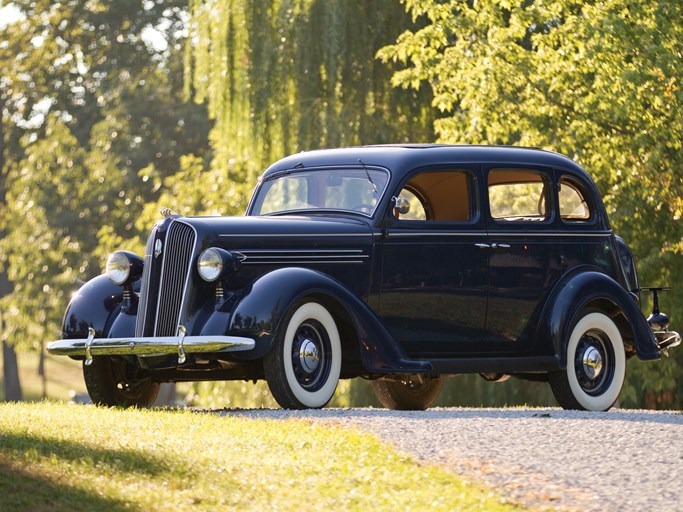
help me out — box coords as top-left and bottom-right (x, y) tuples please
(0, 431), (171, 477)
(0, 455), (132, 512)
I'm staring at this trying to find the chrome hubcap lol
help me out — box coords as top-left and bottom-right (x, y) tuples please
(574, 330), (615, 396)
(299, 339), (320, 374)
(291, 319), (332, 392)
(581, 346), (603, 380)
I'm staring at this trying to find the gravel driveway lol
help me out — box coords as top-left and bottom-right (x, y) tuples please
(221, 407), (683, 511)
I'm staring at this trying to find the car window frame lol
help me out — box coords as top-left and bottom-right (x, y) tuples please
(484, 165), (556, 229)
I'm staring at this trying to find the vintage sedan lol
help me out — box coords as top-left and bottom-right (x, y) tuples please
(48, 145), (680, 411)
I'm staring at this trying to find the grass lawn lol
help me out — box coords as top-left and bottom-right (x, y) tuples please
(0, 402), (524, 511)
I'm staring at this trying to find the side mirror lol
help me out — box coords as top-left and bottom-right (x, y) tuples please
(394, 196), (411, 215)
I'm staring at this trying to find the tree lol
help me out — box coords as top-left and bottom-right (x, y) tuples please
(0, 1), (211, 399)
(379, 0), (683, 407)
(182, 0), (435, 217)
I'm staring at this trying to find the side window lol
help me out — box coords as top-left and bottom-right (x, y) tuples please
(395, 170), (472, 222)
(559, 179), (591, 221)
(488, 169), (548, 222)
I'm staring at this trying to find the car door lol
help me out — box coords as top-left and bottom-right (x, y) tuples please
(377, 167), (489, 358)
(484, 166), (564, 353)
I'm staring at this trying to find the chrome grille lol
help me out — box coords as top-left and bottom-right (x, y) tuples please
(154, 222), (197, 336)
(135, 226), (158, 337)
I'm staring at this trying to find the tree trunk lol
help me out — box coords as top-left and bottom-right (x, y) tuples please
(1, 96), (22, 401)
(2, 340), (22, 401)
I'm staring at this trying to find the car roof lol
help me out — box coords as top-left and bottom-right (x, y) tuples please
(262, 144), (593, 182)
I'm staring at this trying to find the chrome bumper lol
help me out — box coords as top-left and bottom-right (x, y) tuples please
(655, 330), (681, 351)
(47, 326), (255, 365)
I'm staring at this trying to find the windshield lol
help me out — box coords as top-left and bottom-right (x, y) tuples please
(251, 167), (389, 216)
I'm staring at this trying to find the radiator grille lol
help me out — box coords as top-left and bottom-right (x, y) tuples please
(135, 221), (196, 338)
(154, 222), (196, 336)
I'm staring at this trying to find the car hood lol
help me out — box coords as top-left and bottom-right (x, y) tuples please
(174, 215), (374, 253)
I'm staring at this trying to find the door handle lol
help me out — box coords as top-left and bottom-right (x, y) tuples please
(475, 243), (490, 249)
(490, 243), (511, 249)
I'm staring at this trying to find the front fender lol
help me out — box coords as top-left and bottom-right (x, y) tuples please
(227, 267), (430, 373)
(62, 274), (128, 340)
(537, 270), (660, 366)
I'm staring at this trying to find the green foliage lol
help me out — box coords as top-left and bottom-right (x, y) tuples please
(380, 0), (683, 407)
(0, 402), (521, 511)
(185, 0), (435, 212)
(0, 2), (211, 351)
(1, 117), (97, 346)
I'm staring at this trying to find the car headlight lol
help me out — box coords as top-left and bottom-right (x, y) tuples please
(198, 248), (224, 282)
(197, 248), (243, 282)
(105, 251), (144, 285)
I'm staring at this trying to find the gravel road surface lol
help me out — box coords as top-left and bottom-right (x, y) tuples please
(221, 407), (683, 511)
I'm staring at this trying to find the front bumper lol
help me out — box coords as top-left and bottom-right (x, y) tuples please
(47, 327), (255, 365)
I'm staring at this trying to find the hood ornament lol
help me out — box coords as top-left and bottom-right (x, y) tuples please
(160, 207), (179, 218)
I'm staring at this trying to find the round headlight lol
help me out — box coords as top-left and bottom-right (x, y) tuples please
(106, 252), (131, 285)
(198, 248), (223, 282)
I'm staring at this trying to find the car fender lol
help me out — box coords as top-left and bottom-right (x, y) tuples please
(537, 269), (660, 366)
(61, 274), (129, 340)
(227, 267), (430, 373)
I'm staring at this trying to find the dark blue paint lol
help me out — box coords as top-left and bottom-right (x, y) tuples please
(60, 145), (664, 378)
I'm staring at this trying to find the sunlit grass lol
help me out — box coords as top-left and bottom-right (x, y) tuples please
(0, 402), (523, 511)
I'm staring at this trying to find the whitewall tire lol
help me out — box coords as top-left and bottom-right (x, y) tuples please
(264, 301), (342, 409)
(549, 311), (626, 411)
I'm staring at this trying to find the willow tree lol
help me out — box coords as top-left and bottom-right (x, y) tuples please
(181, 0), (434, 216)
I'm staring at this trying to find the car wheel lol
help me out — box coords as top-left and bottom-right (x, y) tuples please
(83, 356), (160, 407)
(264, 301), (342, 409)
(549, 311), (626, 411)
(372, 375), (445, 411)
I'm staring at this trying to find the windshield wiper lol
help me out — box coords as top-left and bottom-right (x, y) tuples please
(358, 158), (378, 194)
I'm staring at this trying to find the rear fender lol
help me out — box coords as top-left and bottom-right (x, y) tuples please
(537, 270), (660, 367)
(227, 267), (429, 373)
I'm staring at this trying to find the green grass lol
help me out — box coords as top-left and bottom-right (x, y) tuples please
(0, 402), (524, 511)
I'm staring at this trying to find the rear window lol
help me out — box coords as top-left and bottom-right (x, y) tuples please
(559, 179), (591, 221)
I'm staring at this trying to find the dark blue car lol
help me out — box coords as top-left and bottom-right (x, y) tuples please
(48, 145), (680, 411)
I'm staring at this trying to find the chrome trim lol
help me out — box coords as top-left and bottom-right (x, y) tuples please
(239, 249), (365, 253)
(238, 248), (369, 265)
(387, 231), (487, 237)
(219, 233), (373, 238)
(243, 260), (366, 265)
(386, 230), (612, 238)
(487, 231), (612, 237)
(177, 325), (187, 364)
(135, 225), (159, 337)
(84, 327), (95, 366)
(244, 255), (368, 259)
(47, 334), (255, 359)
